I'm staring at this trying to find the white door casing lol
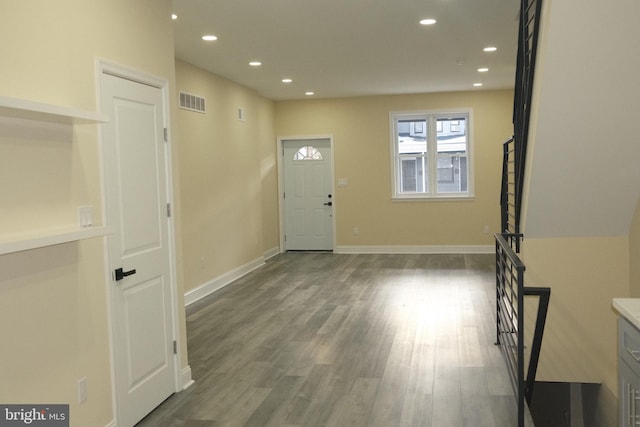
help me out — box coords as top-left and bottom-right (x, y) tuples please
(100, 69), (177, 427)
(282, 138), (334, 251)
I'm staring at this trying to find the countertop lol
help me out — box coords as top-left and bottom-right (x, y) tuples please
(613, 298), (640, 330)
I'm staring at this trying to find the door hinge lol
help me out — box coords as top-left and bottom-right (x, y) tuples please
(283, 192), (286, 200)
(173, 340), (177, 355)
(167, 203), (171, 218)
(164, 128), (168, 142)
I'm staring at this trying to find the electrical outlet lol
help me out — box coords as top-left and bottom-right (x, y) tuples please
(484, 225), (490, 234)
(78, 377), (88, 404)
(353, 227), (359, 235)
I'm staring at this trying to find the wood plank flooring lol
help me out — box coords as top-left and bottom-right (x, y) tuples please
(136, 253), (532, 426)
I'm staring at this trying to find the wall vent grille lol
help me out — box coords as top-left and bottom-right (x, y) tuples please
(179, 91), (206, 113)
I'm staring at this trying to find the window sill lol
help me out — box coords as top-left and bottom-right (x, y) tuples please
(392, 194), (475, 202)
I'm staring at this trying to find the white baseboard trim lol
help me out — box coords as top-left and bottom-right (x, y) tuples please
(334, 245), (494, 254)
(184, 256), (265, 306)
(181, 365), (195, 390)
(264, 246), (281, 261)
(104, 421), (117, 427)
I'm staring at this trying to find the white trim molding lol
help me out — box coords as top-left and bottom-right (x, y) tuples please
(335, 245), (494, 254)
(181, 365), (195, 390)
(264, 246), (281, 261)
(184, 256), (266, 306)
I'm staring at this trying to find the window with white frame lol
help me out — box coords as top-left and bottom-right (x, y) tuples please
(391, 110), (473, 199)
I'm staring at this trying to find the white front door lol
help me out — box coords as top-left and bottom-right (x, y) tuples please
(283, 138), (334, 251)
(101, 72), (176, 427)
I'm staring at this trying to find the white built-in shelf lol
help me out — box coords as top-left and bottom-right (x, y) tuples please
(0, 95), (108, 125)
(0, 225), (115, 256)
(0, 97), (112, 255)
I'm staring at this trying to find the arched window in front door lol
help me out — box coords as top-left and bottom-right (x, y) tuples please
(293, 145), (323, 160)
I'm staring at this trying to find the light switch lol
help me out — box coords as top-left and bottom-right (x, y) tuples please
(78, 206), (94, 228)
(338, 178), (348, 187)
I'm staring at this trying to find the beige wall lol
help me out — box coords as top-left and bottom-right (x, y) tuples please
(630, 199), (640, 297)
(521, 237), (629, 405)
(275, 90), (513, 248)
(175, 60), (278, 293)
(0, 1), (182, 426)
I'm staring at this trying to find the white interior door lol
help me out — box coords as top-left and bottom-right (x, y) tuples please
(101, 72), (176, 427)
(283, 138), (333, 251)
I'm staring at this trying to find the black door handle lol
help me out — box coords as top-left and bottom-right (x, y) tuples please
(323, 201), (332, 206)
(114, 267), (137, 281)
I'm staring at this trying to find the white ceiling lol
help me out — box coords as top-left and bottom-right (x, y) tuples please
(171, 0), (520, 100)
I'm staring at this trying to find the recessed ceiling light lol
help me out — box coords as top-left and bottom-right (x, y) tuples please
(305, 91), (315, 96)
(483, 46), (497, 52)
(473, 83), (483, 87)
(419, 18), (437, 25)
(202, 35), (218, 41)
(171, 13), (178, 20)
(478, 68), (489, 72)
(249, 61), (262, 67)
(282, 78), (293, 83)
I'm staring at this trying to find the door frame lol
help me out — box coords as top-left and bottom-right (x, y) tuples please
(277, 134), (336, 252)
(96, 60), (183, 422)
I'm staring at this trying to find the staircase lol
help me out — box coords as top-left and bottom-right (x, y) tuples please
(501, 0), (543, 243)
(495, 1), (550, 426)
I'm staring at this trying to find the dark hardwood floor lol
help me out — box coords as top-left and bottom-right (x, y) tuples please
(137, 253), (532, 426)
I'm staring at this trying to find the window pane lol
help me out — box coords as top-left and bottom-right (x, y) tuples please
(391, 111), (471, 198)
(401, 158), (417, 192)
(400, 157), (427, 193)
(397, 119), (427, 154)
(294, 145), (323, 160)
(437, 156), (454, 183)
(436, 118), (468, 193)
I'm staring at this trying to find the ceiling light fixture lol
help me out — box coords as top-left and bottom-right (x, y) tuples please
(305, 91), (315, 96)
(483, 46), (497, 52)
(419, 18), (437, 26)
(478, 68), (489, 72)
(249, 61), (262, 67)
(473, 83), (483, 87)
(171, 13), (178, 20)
(282, 78), (293, 83)
(202, 35), (218, 41)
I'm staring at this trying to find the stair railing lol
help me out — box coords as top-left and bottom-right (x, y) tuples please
(500, 137), (521, 252)
(501, 0), (544, 245)
(495, 233), (551, 426)
(496, 0), (548, 424)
